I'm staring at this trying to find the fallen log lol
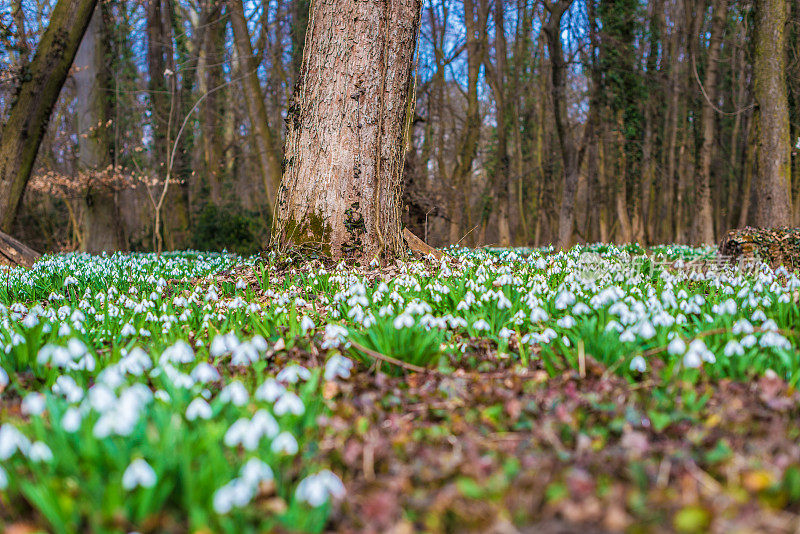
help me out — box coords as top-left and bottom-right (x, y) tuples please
(403, 228), (443, 260)
(0, 230), (41, 269)
(718, 227), (800, 270)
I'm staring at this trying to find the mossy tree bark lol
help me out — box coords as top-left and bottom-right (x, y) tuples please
(75, 4), (127, 253)
(230, 0), (283, 212)
(0, 0), (98, 232)
(691, 0), (727, 245)
(543, 0), (580, 250)
(753, 0), (793, 227)
(273, 0), (422, 261)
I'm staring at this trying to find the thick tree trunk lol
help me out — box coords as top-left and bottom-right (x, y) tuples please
(200, 3), (227, 206)
(273, 0), (422, 261)
(753, 0), (793, 226)
(0, 0), (98, 232)
(543, 0), (579, 250)
(75, 5), (127, 253)
(691, 0), (726, 245)
(230, 0), (283, 213)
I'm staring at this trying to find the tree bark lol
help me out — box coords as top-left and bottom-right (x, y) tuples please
(0, 230), (41, 269)
(543, 0), (579, 250)
(230, 0), (283, 212)
(691, 0), (726, 245)
(0, 0), (98, 232)
(75, 5), (127, 253)
(753, 0), (793, 226)
(273, 0), (422, 261)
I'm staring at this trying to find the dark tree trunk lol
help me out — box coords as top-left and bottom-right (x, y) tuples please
(753, 0), (794, 226)
(273, 0), (422, 262)
(543, 0), (579, 250)
(0, 0), (98, 232)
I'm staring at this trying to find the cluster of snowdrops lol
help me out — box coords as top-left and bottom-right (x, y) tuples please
(0, 243), (798, 532)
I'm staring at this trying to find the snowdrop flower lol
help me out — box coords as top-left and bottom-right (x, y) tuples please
(723, 339), (744, 357)
(0, 424), (31, 459)
(186, 398), (213, 421)
(629, 355), (647, 373)
(63, 275), (78, 286)
(324, 354), (353, 381)
(87, 384), (116, 412)
(667, 337), (686, 356)
(761, 331), (791, 350)
(572, 302), (591, 315)
(120, 323), (136, 336)
(219, 381), (249, 406)
(295, 470), (346, 507)
(300, 316), (315, 334)
(255, 378), (285, 402)
(231, 342), (259, 366)
(240, 458), (273, 488)
(191, 362), (221, 383)
(684, 339), (714, 366)
(224, 419), (252, 448)
(61, 407), (83, 432)
(160, 340), (195, 365)
(393, 313), (415, 329)
(683, 349), (703, 368)
(271, 431), (299, 455)
(321, 324), (349, 349)
(472, 319), (490, 331)
(28, 441), (53, 463)
(751, 309), (767, 322)
(636, 321), (656, 340)
(250, 410), (279, 439)
(21, 313), (38, 328)
(274, 392), (305, 416)
(556, 315), (576, 329)
(236, 278), (247, 290)
(213, 478), (254, 514)
(53, 375), (84, 403)
(0, 367), (8, 388)
(619, 329), (636, 343)
(210, 333), (239, 357)
(529, 307), (549, 322)
(21, 392), (46, 416)
(498, 327), (514, 339)
(741, 334), (757, 348)
(277, 365), (311, 384)
(122, 459), (157, 490)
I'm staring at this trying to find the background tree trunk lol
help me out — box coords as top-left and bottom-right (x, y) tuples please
(691, 0), (726, 244)
(273, 0), (422, 261)
(230, 0), (283, 213)
(0, 0), (98, 232)
(753, 0), (793, 226)
(543, 0), (579, 250)
(75, 4), (127, 253)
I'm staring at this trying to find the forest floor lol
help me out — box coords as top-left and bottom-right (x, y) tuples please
(1, 245), (799, 533)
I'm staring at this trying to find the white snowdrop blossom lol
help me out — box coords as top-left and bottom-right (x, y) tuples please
(186, 398), (213, 421)
(21, 392), (46, 416)
(276, 365), (311, 384)
(28, 441), (53, 463)
(271, 431), (299, 455)
(122, 459), (157, 490)
(324, 354), (353, 381)
(629, 355), (647, 372)
(274, 392), (305, 416)
(255, 378), (285, 402)
(295, 470), (346, 507)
